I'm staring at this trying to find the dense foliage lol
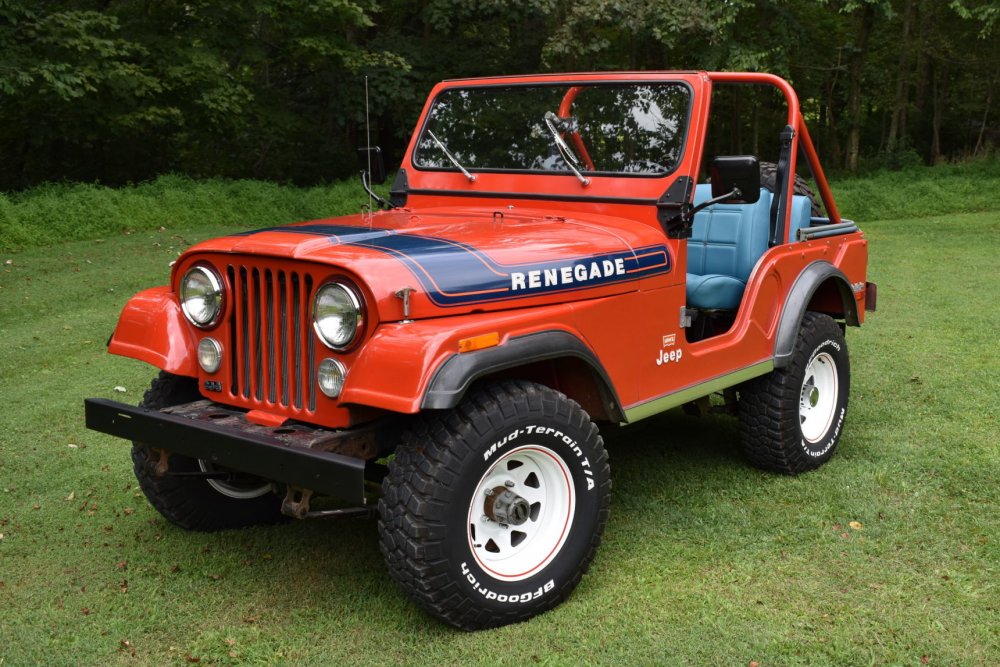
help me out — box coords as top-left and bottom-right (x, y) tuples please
(0, 0), (997, 190)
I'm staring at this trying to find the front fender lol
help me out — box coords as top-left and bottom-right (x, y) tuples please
(108, 286), (197, 376)
(420, 330), (621, 416)
(340, 303), (610, 415)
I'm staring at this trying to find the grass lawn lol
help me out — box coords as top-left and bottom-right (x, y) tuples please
(1, 200), (998, 664)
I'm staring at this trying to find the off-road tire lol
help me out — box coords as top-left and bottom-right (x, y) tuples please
(738, 312), (850, 474)
(377, 380), (611, 630)
(759, 161), (821, 217)
(131, 371), (285, 531)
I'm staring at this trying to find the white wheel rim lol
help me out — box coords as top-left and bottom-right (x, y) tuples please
(799, 351), (839, 443)
(198, 460), (272, 499)
(467, 444), (576, 582)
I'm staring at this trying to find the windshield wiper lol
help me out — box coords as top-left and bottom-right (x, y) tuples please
(427, 130), (476, 182)
(543, 111), (590, 186)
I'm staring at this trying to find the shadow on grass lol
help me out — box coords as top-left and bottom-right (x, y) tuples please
(603, 408), (752, 499)
(132, 407), (755, 633)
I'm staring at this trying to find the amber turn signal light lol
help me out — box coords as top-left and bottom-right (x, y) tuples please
(458, 332), (500, 353)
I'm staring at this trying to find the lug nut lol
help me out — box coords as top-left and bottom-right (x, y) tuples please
(505, 480), (515, 488)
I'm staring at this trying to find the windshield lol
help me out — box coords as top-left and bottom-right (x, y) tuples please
(413, 82), (691, 177)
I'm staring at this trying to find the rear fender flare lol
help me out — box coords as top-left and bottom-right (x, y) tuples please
(421, 330), (625, 422)
(774, 261), (859, 368)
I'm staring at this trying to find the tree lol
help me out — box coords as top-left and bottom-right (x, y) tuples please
(0, 0), (996, 189)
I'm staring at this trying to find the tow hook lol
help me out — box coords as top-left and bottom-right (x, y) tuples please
(281, 486), (376, 520)
(151, 448), (170, 476)
(282, 486), (315, 519)
(143, 448), (234, 480)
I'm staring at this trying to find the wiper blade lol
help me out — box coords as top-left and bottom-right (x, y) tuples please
(544, 111), (590, 187)
(427, 130), (476, 182)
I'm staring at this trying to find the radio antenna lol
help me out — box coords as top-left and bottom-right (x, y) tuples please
(364, 76), (373, 225)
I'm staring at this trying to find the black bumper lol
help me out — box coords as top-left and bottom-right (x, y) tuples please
(84, 398), (368, 503)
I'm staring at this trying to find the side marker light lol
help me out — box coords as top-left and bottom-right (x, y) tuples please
(458, 332), (501, 353)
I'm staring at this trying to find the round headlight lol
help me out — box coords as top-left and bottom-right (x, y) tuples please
(180, 266), (224, 328)
(313, 283), (362, 349)
(198, 338), (223, 374)
(317, 358), (347, 398)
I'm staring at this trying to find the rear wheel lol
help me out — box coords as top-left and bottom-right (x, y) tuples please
(131, 372), (285, 531)
(378, 381), (611, 630)
(738, 312), (850, 474)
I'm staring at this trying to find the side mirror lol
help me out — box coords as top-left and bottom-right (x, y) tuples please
(710, 156), (760, 204)
(356, 147), (387, 185)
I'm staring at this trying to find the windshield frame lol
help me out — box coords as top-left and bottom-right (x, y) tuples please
(409, 79), (695, 181)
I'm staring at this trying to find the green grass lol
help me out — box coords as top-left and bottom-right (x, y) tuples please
(1, 171), (998, 664)
(2, 157), (997, 255)
(827, 157), (1000, 223)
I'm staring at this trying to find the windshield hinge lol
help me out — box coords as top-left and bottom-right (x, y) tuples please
(657, 176), (694, 238)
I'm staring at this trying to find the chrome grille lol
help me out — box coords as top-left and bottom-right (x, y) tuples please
(227, 263), (316, 413)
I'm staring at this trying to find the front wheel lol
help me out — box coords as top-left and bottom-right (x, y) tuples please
(739, 312), (850, 474)
(131, 372), (286, 531)
(378, 381), (611, 630)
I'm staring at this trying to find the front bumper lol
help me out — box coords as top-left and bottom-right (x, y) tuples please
(84, 398), (370, 503)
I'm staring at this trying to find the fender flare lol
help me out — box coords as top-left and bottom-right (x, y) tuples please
(420, 330), (625, 421)
(774, 261), (859, 368)
(107, 286), (198, 376)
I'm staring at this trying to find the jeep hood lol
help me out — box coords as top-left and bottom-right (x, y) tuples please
(186, 207), (673, 320)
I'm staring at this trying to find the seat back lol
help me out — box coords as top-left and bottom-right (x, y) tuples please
(786, 195), (813, 242)
(690, 185), (772, 283)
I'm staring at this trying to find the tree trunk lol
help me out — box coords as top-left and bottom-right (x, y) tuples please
(974, 80), (993, 156)
(930, 62), (942, 162)
(887, 0), (914, 150)
(732, 85), (743, 154)
(846, 4), (876, 172)
(825, 53), (844, 168)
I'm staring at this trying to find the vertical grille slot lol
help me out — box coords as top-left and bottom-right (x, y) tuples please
(265, 270), (276, 404)
(292, 273), (301, 408)
(252, 268), (263, 400)
(226, 261), (315, 415)
(239, 267), (251, 398)
(305, 275), (315, 411)
(279, 271), (289, 406)
(227, 266), (238, 395)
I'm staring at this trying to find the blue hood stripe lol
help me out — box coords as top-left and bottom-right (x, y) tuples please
(233, 223), (671, 306)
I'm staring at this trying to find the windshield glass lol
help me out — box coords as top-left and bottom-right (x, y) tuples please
(413, 82), (691, 177)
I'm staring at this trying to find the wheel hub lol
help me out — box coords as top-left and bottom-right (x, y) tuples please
(798, 351), (839, 444)
(484, 486), (531, 526)
(467, 444), (576, 581)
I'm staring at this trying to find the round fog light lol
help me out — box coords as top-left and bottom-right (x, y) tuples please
(198, 338), (223, 373)
(317, 358), (347, 398)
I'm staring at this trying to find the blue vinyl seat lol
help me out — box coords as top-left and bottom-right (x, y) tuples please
(685, 185), (812, 310)
(786, 194), (813, 242)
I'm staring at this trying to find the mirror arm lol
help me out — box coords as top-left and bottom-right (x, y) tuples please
(360, 170), (394, 210)
(663, 187), (740, 230)
(685, 187), (741, 220)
